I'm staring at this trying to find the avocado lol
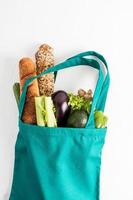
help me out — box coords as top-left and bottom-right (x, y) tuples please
(67, 110), (88, 128)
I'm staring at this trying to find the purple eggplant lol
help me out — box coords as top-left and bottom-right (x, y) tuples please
(52, 90), (69, 105)
(52, 90), (70, 127)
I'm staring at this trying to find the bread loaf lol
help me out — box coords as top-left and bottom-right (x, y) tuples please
(35, 44), (54, 96)
(19, 58), (39, 124)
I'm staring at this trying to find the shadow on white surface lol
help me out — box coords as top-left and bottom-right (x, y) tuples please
(3, 192), (10, 200)
(0, 56), (19, 200)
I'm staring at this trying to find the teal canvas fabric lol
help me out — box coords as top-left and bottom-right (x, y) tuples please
(9, 51), (110, 200)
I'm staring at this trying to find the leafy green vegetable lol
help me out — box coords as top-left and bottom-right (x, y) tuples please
(35, 96), (57, 127)
(94, 111), (108, 128)
(13, 82), (20, 107)
(68, 93), (92, 113)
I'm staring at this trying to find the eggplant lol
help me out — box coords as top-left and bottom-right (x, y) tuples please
(52, 90), (69, 105)
(52, 90), (70, 127)
(56, 102), (70, 127)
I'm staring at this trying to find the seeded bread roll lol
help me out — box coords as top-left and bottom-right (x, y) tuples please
(19, 58), (39, 124)
(35, 44), (54, 96)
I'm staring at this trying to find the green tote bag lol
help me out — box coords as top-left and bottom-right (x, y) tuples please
(9, 51), (110, 200)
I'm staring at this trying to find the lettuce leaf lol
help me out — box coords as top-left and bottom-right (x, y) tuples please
(68, 93), (91, 113)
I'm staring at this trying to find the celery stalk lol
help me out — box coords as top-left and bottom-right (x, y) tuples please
(35, 96), (46, 126)
(35, 96), (57, 127)
(44, 96), (57, 127)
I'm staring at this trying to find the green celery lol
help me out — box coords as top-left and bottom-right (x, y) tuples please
(44, 96), (57, 127)
(35, 96), (57, 127)
(35, 96), (46, 126)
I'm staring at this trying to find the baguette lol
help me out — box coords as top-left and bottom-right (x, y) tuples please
(35, 44), (54, 96)
(19, 58), (39, 124)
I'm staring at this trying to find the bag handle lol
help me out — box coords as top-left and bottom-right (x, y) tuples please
(19, 53), (108, 128)
(67, 51), (110, 111)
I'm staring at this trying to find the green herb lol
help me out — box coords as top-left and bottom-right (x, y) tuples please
(68, 93), (92, 113)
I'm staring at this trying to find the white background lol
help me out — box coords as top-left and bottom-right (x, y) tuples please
(0, 0), (133, 199)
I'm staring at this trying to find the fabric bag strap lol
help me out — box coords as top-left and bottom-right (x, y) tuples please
(19, 52), (109, 128)
(67, 51), (110, 111)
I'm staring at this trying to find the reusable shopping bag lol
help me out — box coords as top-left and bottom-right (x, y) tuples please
(9, 51), (110, 200)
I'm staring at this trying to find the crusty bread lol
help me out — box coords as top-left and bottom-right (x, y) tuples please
(19, 58), (39, 124)
(35, 44), (54, 96)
